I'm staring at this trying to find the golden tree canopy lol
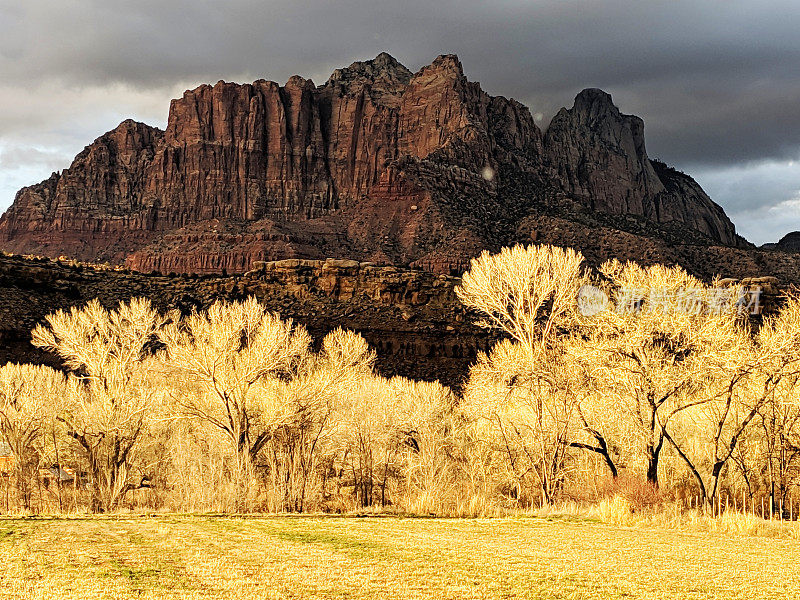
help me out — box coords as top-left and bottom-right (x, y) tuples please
(456, 244), (586, 348)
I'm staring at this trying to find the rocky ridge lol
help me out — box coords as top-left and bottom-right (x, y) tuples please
(0, 253), (495, 387)
(774, 231), (800, 253)
(0, 53), (745, 276)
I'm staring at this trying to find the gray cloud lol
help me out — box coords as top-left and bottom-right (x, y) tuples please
(0, 145), (70, 171)
(691, 160), (800, 244)
(1, 0), (800, 243)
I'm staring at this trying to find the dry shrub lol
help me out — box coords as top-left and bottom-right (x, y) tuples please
(610, 475), (665, 512)
(589, 498), (800, 538)
(712, 512), (798, 538)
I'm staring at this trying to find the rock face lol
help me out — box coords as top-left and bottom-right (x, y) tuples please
(1, 251), (795, 386)
(0, 120), (163, 261)
(544, 89), (736, 245)
(0, 253), (497, 387)
(0, 54), (742, 274)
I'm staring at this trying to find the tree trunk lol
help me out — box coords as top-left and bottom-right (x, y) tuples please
(13, 458), (34, 512)
(646, 436), (664, 487)
(234, 449), (251, 513)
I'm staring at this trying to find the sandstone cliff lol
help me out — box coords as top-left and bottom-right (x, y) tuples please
(0, 253), (496, 386)
(0, 120), (163, 262)
(0, 54), (741, 275)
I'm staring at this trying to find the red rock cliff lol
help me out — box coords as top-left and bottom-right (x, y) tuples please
(0, 54), (741, 274)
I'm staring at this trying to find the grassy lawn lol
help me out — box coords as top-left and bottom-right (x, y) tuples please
(0, 515), (797, 599)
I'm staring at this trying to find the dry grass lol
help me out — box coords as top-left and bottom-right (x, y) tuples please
(0, 515), (798, 599)
(534, 496), (800, 538)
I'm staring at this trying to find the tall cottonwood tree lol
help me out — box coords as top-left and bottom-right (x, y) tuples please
(457, 244), (587, 505)
(462, 340), (581, 504)
(262, 327), (376, 512)
(663, 295), (800, 509)
(575, 261), (747, 488)
(391, 378), (458, 513)
(158, 297), (311, 509)
(756, 373), (800, 511)
(0, 364), (68, 510)
(751, 297), (800, 511)
(331, 376), (455, 511)
(158, 297), (374, 511)
(335, 376), (402, 508)
(456, 244), (586, 351)
(31, 298), (165, 512)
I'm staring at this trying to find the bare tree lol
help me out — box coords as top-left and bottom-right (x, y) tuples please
(31, 298), (165, 512)
(334, 377), (399, 508)
(575, 261), (746, 489)
(332, 376), (455, 511)
(391, 378), (458, 514)
(262, 327), (375, 512)
(752, 296), (800, 512)
(662, 295), (800, 510)
(158, 297), (374, 511)
(757, 372), (800, 514)
(158, 297), (311, 510)
(0, 364), (68, 511)
(456, 244), (586, 351)
(456, 245), (587, 506)
(462, 340), (579, 505)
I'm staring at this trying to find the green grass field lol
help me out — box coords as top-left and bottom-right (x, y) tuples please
(0, 515), (797, 599)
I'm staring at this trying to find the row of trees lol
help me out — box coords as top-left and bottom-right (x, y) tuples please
(0, 244), (799, 514)
(0, 297), (454, 513)
(457, 245), (800, 511)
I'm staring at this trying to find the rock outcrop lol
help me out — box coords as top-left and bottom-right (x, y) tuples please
(544, 89), (736, 245)
(0, 253), (496, 386)
(1, 250), (796, 386)
(0, 54), (742, 275)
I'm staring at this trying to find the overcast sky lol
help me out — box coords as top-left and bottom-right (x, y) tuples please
(1, 0), (799, 244)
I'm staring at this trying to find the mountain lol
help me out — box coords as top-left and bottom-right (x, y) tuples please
(773, 231), (800, 252)
(545, 89), (735, 245)
(0, 53), (745, 275)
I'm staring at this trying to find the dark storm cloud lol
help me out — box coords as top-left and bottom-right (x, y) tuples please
(1, 0), (800, 243)
(3, 0), (799, 165)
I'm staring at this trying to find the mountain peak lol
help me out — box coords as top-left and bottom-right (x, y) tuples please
(326, 52), (412, 87)
(545, 87), (737, 245)
(576, 87), (613, 102)
(572, 88), (618, 117)
(373, 51), (401, 66)
(423, 54), (464, 77)
(775, 231), (800, 252)
(325, 52), (412, 105)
